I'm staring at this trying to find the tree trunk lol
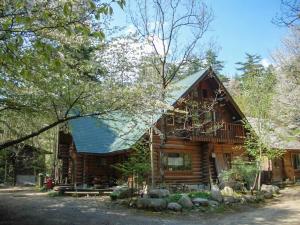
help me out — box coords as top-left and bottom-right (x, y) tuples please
(149, 127), (155, 188)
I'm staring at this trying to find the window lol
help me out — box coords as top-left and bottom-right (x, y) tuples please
(202, 89), (208, 98)
(293, 154), (300, 170)
(163, 153), (192, 171)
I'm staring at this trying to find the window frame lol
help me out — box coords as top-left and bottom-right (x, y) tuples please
(293, 154), (300, 170)
(163, 152), (192, 172)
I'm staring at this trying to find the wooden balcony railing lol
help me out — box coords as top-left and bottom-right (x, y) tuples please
(191, 122), (246, 143)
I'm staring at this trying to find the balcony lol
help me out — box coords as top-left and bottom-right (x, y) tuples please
(191, 122), (246, 143)
(171, 122), (246, 143)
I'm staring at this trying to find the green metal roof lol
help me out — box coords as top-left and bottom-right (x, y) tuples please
(69, 69), (208, 154)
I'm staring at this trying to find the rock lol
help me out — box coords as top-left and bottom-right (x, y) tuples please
(261, 184), (280, 194)
(221, 186), (234, 196)
(243, 195), (256, 203)
(223, 196), (236, 205)
(149, 198), (168, 211)
(208, 200), (219, 207)
(148, 189), (170, 198)
(137, 198), (151, 209)
(255, 193), (265, 202)
(167, 202), (182, 212)
(211, 185), (223, 202)
(178, 194), (193, 209)
(111, 186), (132, 199)
(137, 198), (167, 211)
(192, 198), (209, 206)
(263, 192), (273, 199)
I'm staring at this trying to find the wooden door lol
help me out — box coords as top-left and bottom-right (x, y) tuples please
(272, 158), (284, 182)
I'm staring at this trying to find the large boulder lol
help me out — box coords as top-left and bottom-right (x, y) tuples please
(211, 185), (223, 202)
(243, 195), (256, 203)
(167, 202), (182, 212)
(208, 200), (219, 207)
(111, 186), (131, 199)
(192, 198), (209, 207)
(137, 198), (151, 209)
(221, 186), (234, 196)
(261, 184), (280, 194)
(263, 191), (273, 199)
(137, 198), (167, 211)
(148, 189), (170, 198)
(178, 194), (193, 209)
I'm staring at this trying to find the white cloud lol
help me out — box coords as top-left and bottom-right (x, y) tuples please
(146, 35), (167, 56)
(261, 58), (271, 68)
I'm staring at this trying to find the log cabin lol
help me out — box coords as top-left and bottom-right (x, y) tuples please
(57, 68), (249, 188)
(248, 118), (300, 183)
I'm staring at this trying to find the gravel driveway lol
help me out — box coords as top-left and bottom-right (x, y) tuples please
(0, 186), (300, 225)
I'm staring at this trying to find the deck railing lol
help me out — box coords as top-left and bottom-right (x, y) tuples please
(191, 122), (246, 141)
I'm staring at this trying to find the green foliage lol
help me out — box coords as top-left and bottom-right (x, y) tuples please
(188, 191), (211, 199)
(184, 49), (229, 82)
(235, 54), (277, 118)
(0, 0), (133, 150)
(113, 142), (151, 186)
(243, 123), (285, 160)
(38, 186), (47, 192)
(47, 191), (62, 197)
(166, 193), (182, 203)
(110, 192), (118, 201)
(219, 157), (258, 189)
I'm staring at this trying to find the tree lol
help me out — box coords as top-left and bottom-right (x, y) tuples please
(128, 0), (213, 182)
(113, 142), (151, 191)
(274, 0), (300, 27)
(177, 49), (228, 82)
(234, 54), (280, 190)
(0, 0), (133, 150)
(203, 49), (229, 82)
(272, 27), (300, 138)
(236, 54), (264, 83)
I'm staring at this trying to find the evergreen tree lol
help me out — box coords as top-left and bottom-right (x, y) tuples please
(234, 53), (279, 190)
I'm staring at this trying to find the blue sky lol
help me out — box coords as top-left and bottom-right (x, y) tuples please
(205, 0), (287, 77)
(111, 0), (288, 77)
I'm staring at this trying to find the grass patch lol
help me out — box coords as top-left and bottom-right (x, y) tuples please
(213, 204), (226, 213)
(188, 191), (211, 199)
(35, 186), (47, 192)
(167, 193), (182, 203)
(48, 191), (62, 197)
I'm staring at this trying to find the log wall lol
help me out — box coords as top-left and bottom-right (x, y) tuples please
(283, 150), (300, 181)
(152, 135), (245, 185)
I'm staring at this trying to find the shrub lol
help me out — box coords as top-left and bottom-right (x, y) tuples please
(166, 193), (182, 203)
(47, 191), (62, 197)
(188, 191), (211, 199)
(110, 192), (118, 201)
(219, 157), (258, 190)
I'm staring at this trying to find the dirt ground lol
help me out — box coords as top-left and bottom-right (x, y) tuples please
(0, 186), (300, 225)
